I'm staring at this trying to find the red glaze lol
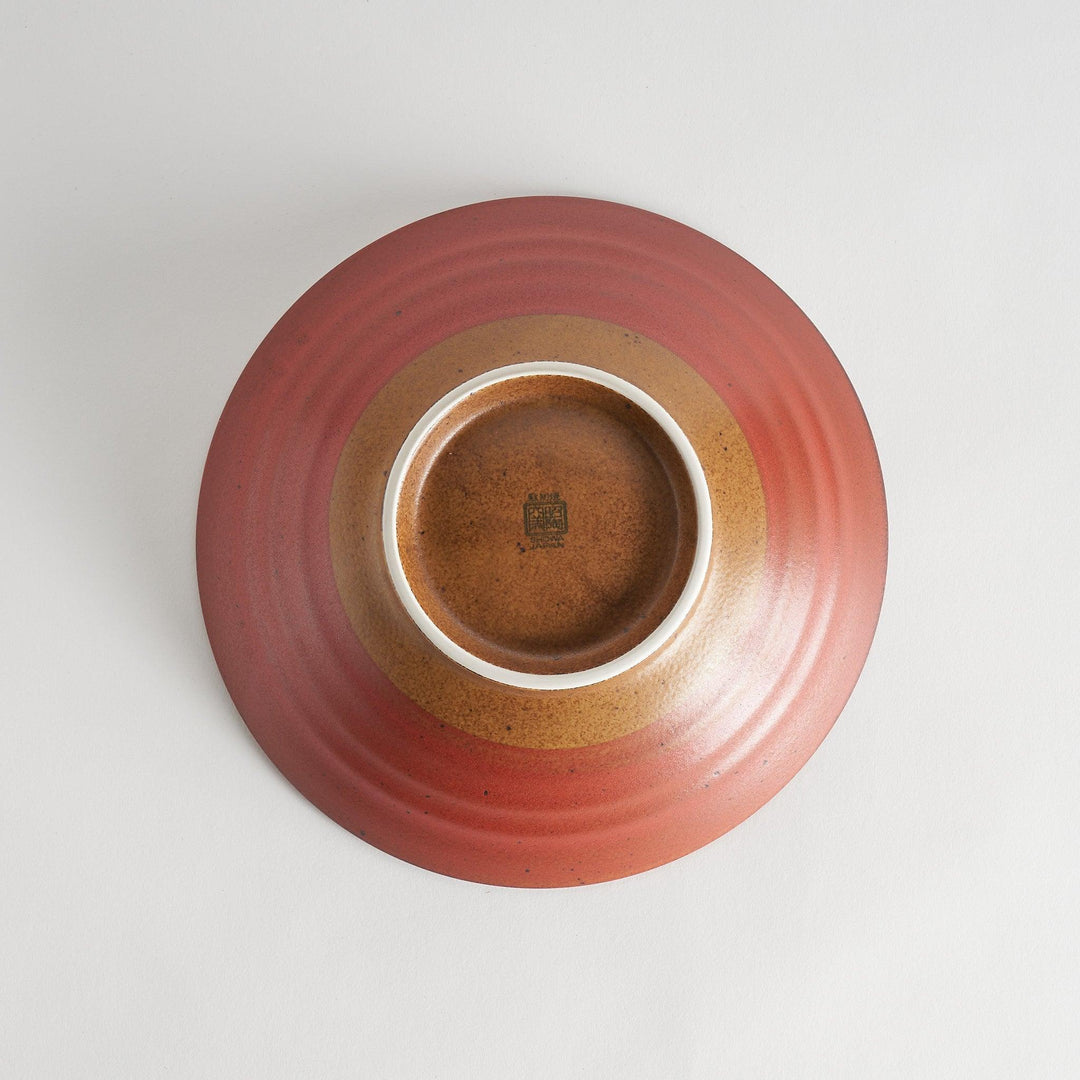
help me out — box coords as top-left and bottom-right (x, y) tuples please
(197, 197), (887, 887)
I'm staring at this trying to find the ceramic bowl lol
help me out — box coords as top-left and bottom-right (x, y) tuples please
(197, 196), (887, 886)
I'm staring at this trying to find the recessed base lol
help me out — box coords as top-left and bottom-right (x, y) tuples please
(386, 365), (709, 684)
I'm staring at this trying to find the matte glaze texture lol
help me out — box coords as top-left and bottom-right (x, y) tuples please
(396, 373), (698, 675)
(331, 316), (763, 747)
(197, 197), (887, 887)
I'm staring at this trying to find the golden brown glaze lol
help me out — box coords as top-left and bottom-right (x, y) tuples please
(330, 314), (766, 749)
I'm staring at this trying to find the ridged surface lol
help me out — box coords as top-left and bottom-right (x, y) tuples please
(196, 197), (887, 887)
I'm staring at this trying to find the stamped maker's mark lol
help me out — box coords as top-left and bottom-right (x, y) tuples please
(523, 492), (567, 549)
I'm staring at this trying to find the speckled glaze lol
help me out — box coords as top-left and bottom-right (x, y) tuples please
(331, 315), (763, 747)
(394, 372), (700, 676)
(197, 197), (887, 887)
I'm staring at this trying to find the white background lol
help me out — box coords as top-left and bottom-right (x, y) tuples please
(2, 2), (1078, 1076)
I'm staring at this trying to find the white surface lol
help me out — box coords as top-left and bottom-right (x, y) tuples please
(2, 2), (1077, 1077)
(382, 362), (713, 690)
